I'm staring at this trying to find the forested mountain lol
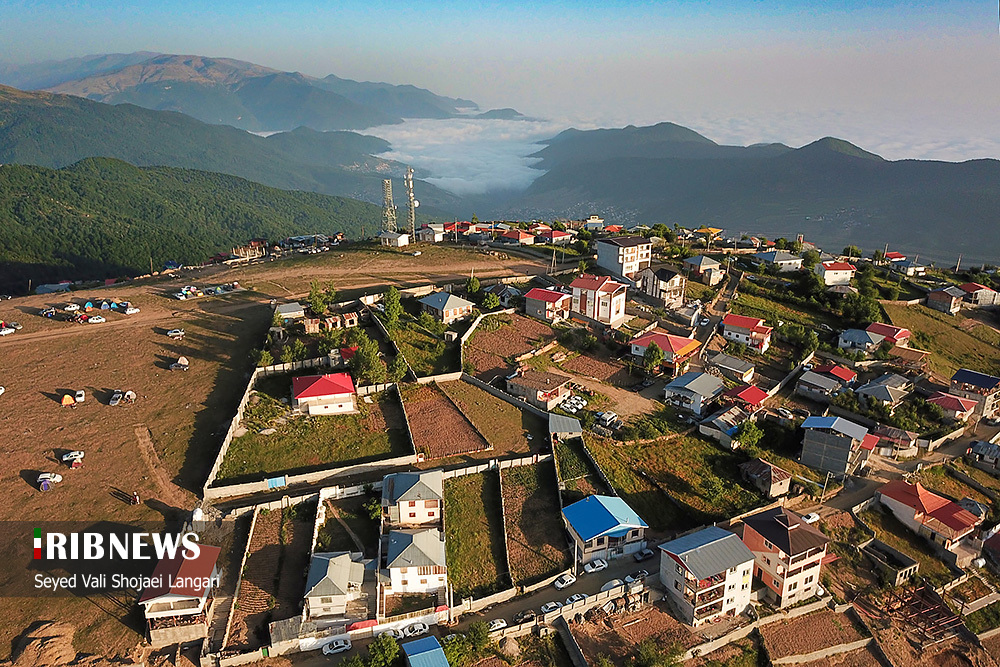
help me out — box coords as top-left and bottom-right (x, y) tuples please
(0, 158), (432, 292)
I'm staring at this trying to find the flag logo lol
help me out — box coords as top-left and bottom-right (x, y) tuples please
(34, 528), (42, 559)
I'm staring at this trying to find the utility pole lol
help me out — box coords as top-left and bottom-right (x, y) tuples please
(956, 254), (963, 273)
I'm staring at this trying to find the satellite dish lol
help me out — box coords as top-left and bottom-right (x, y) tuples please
(413, 200), (420, 208)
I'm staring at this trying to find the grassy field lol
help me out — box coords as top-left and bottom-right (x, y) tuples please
(685, 280), (720, 302)
(883, 303), (1000, 377)
(444, 473), (509, 598)
(859, 509), (954, 585)
(965, 601), (1000, 634)
(315, 496), (381, 558)
(732, 291), (839, 330)
(951, 459), (1000, 496)
(217, 388), (411, 480)
(912, 466), (993, 508)
(502, 463), (570, 586)
(387, 319), (461, 376)
(439, 380), (548, 454)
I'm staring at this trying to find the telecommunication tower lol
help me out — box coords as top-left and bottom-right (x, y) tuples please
(404, 167), (419, 238)
(382, 179), (397, 232)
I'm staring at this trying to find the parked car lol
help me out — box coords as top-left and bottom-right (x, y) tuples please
(625, 570), (649, 584)
(125, 307), (140, 315)
(166, 328), (185, 338)
(600, 579), (624, 592)
(540, 601), (563, 614)
(513, 610), (536, 624)
(109, 390), (123, 406)
(583, 558), (608, 574)
(0, 386), (5, 397)
(88, 315), (106, 324)
(64, 303), (79, 311)
(37, 472), (63, 486)
(0, 327), (14, 336)
(74, 389), (85, 403)
(321, 639), (352, 655)
(0, 294), (11, 299)
(404, 622), (429, 637)
(565, 593), (587, 605)
(442, 634), (462, 645)
(818, 323), (833, 333)
(792, 408), (811, 418)
(601, 600), (616, 615)
(633, 548), (655, 563)
(553, 573), (577, 590)
(802, 512), (821, 524)
(699, 318), (711, 327)
(8, 321), (22, 330)
(487, 619), (508, 632)
(378, 628), (404, 640)
(776, 408), (794, 420)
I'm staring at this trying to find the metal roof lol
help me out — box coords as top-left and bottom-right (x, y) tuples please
(304, 552), (365, 598)
(970, 440), (1000, 459)
(952, 368), (1000, 390)
(419, 291), (475, 312)
(382, 470), (443, 505)
(797, 371), (842, 392)
(658, 526), (753, 581)
(801, 415), (869, 441)
(684, 255), (721, 269)
(665, 371), (725, 398)
(385, 529), (446, 569)
(838, 329), (884, 345)
(403, 637), (449, 667)
(562, 495), (648, 542)
(548, 413), (583, 435)
(711, 353), (754, 374)
(742, 507), (829, 557)
(599, 235), (651, 248)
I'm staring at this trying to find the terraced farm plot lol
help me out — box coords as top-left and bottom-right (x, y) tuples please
(402, 383), (490, 459)
(438, 380), (548, 455)
(559, 352), (633, 386)
(466, 313), (557, 381)
(884, 303), (1000, 377)
(760, 610), (868, 661)
(501, 463), (569, 586)
(554, 437), (611, 505)
(443, 472), (508, 598)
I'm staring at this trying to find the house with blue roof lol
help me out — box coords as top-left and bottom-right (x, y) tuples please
(950, 368), (1000, 419)
(402, 637), (449, 667)
(562, 495), (648, 564)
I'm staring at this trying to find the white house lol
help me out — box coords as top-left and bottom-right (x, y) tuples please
(304, 552), (367, 620)
(570, 274), (627, 328)
(292, 372), (357, 415)
(815, 261), (857, 286)
(524, 287), (572, 323)
(382, 470), (443, 527)
(637, 266), (686, 309)
(721, 314), (772, 353)
(418, 292), (475, 324)
(596, 236), (652, 279)
(663, 371), (725, 416)
(384, 529), (448, 595)
(378, 231), (410, 247)
(138, 545), (222, 648)
(416, 225), (445, 243)
(753, 251), (803, 272)
(876, 481), (982, 554)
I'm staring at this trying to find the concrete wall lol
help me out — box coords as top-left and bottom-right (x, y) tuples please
(461, 373), (550, 420)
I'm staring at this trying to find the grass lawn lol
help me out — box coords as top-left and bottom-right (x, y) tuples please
(912, 466), (993, 509)
(217, 388), (411, 480)
(951, 459), (1000, 496)
(502, 463), (570, 585)
(883, 303), (1000, 377)
(387, 319), (461, 376)
(731, 292), (839, 330)
(965, 601), (1000, 633)
(315, 496), (381, 558)
(859, 509), (954, 585)
(439, 380), (548, 454)
(685, 280), (720, 302)
(444, 473), (509, 598)
(871, 274), (925, 301)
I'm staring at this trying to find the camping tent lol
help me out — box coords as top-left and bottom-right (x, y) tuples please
(60, 395), (75, 406)
(100, 301), (111, 310)
(84, 301), (94, 311)
(123, 390), (137, 403)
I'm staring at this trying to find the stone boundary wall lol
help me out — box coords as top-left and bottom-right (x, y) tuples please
(770, 638), (873, 665)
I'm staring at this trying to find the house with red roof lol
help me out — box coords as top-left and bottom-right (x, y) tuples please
(535, 229), (573, 245)
(721, 314), (772, 353)
(866, 322), (910, 347)
(292, 372), (357, 415)
(722, 384), (769, 409)
(815, 260), (857, 286)
(875, 480), (982, 553)
(958, 282), (1000, 307)
(928, 391), (978, 422)
(139, 545), (222, 647)
(629, 328), (701, 377)
(500, 229), (535, 245)
(884, 251), (906, 263)
(570, 274), (628, 328)
(524, 288), (572, 323)
(813, 363), (857, 386)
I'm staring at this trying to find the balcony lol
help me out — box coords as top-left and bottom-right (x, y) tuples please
(694, 586), (724, 607)
(686, 572), (725, 593)
(694, 600), (724, 620)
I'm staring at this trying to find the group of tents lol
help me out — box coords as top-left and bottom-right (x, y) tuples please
(60, 390), (136, 407)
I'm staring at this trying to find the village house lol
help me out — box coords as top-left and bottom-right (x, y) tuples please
(384, 529), (448, 596)
(596, 236), (653, 279)
(303, 552), (367, 621)
(138, 545), (222, 648)
(740, 508), (829, 608)
(720, 313), (772, 353)
(292, 372), (357, 415)
(570, 274), (628, 328)
(483, 283), (521, 308)
(523, 287), (572, 323)
(637, 266), (687, 309)
(382, 470), (443, 527)
(795, 371), (844, 403)
(536, 229), (574, 245)
(402, 637), (449, 667)
(867, 322), (911, 347)
(506, 369), (572, 410)
(800, 415), (877, 476)
(815, 260), (857, 286)
(950, 368), (1000, 419)
(884, 251), (906, 263)
(629, 329), (701, 378)
(275, 302), (305, 323)
(418, 292), (475, 324)
(710, 353), (755, 383)
(739, 459), (792, 498)
(664, 371), (725, 416)
(378, 231), (410, 247)
(871, 424), (919, 459)
(721, 384), (768, 411)
(814, 363), (857, 387)
(416, 225), (445, 243)
(500, 229), (535, 245)
(581, 214), (605, 231)
(928, 391), (978, 423)
(892, 258), (927, 277)
(875, 480), (982, 560)
(837, 328), (884, 354)
(958, 282), (1000, 307)
(699, 405), (753, 449)
(966, 441), (1000, 475)
(658, 526), (754, 627)
(683, 255), (724, 286)
(927, 286), (965, 315)
(754, 250), (803, 273)
(855, 373), (911, 412)
(562, 495), (648, 564)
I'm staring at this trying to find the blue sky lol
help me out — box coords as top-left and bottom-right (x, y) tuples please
(1, 0), (997, 159)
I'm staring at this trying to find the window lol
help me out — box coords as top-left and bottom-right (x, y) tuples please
(788, 582), (797, 591)
(676, 565), (684, 575)
(420, 579), (427, 585)
(400, 567), (408, 573)
(805, 575), (814, 584)
(674, 581), (681, 591)
(321, 597), (332, 603)
(409, 501), (416, 507)
(742, 584), (749, 590)
(409, 513), (416, 518)
(402, 580), (408, 586)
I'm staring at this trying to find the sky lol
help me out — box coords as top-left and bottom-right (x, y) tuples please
(1, 0), (999, 162)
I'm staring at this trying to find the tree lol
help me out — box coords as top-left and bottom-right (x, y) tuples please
(482, 292), (500, 310)
(387, 354), (408, 382)
(279, 344), (295, 364)
(843, 245), (862, 258)
(736, 421), (764, 450)
(466, 275), (480, 295)
(288, 338), (308, 361)
(872, 249), (885, 263)
(635, 639), (682, 667)
(801, 249), (821, 269)
(271, 311), (283, 327)
(841, 293), (882, 325)
(323, 280), (337, 305)
(466, 621), (489, 651)
(253, 349), (273, 367)
(366, 635), (400, 667)
(383, 286), (402, 329)
(578, 259), (589, 274)
(351, 334), (386, 384)
(308, 280), (328, 315)
(643, 341), (664, 374)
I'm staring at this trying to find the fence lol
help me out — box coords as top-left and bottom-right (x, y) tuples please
(765, 350), (815, 398)
(917, 424), (967, 451)
(771, 638), (874, 665)
(255, 355), (341, 377)
(461, 372), (551, 420)
(415, 371), (463, 384)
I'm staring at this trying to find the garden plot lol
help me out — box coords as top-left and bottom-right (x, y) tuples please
(443, 472), (508, 599)
(501, 463), (569, 586)
(465, 313), (557, 381)
(402, 383), (490, 460)
(554, 436), (611, 505)
(438, 379), (548, 455)
(572, 602), (700, 667)
(760, 610), (867, 661)
(314, 495), (381, 558)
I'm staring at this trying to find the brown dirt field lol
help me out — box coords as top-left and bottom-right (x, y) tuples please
(796, 645), (883, 667)
(501, 463), (569, 585)
(402, 383), (490, 460)
(760, 610), (867, 660)
(872, 622), (997, 667)
(559, 353), (633, 386)
(466, 313), (557, 381)
(572, 602), (699, 667)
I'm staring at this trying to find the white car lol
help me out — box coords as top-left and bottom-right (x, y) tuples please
(61, 451), (85, 463)
(64, 304), (79, 311)
(540, 601), (563, 614)
(166, 328), (185, 338)
(553, 573), (577, 590)
(600, 579), (624, 592)
(404, 622), (429, 637)
(88, 315), (106, 324)
(321, 639), (351, 655)
(37, 473), (63, 485)
(802, 513), (821, 524)
(74, 389), (85, 403)
(0, 328), (14, 336)
(776, 408), (794, 420)
(565, 593), (587, 605)
(583, 559), (608, 574)
(125, 307), (140, 315)
(378, 628), (404, 640)
(487, 619), (508, 632)
(0, 386), (5, 396)
(625, 569), (649, 584)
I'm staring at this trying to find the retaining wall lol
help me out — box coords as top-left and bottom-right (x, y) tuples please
(770, 638), (874, 665)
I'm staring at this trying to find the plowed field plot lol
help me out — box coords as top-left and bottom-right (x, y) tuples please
(795, 646), (886, 667)
(402, 383), (490, 459)
(501, 463), (569, 585)
(444, 472), (508, 598)
(560, 353), (633, 386)
(760, 610), (867, 660)
(466, 313), (556, 381)
(573, 603), (700, 667)
(438, 380), (547, 455)
(226, 506), (312, 651)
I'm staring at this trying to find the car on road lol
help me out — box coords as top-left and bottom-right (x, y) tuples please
(625, 570), (649, 584)
(378, 628), (404, 640)
(109, 390), (123, 406)
(540, 601), (563, 614)
(699, 318), (711, 327)
(74, 389), (85, 403)
(600, 579), (624, 592)
(0, 327), (14, 336)
(633, 548), (655, 563)
(565, 593), (587, 605)
(404, 622), (429, 637)
(553, 573), (577, 590)
(64, 303), (79, 311)
(487, 619), (508, 632)
(88, 315), (106, 324)
(322, 639), (351, 655)
(802, 512), (821, 524)
(513, 610), (536, 624)
(776, 408), (794, 420)
(583, 558), (608, 574)
(640, 378), (655, 388)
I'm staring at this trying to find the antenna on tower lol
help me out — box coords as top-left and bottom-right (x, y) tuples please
(404, 167), (418, 238)
(382, 179), (397, 233)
